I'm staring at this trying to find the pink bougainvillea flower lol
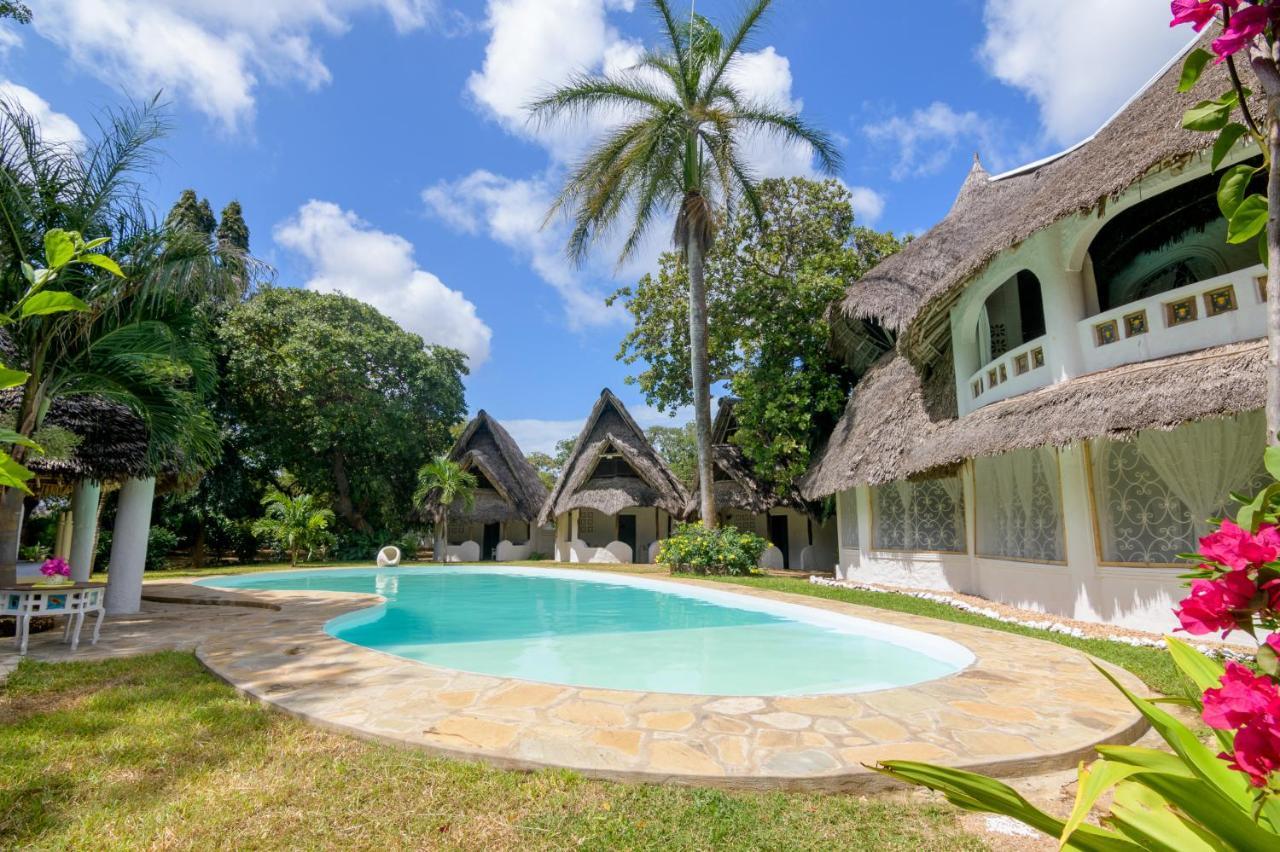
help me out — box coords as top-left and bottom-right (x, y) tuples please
(1267, 632), (1280, 655)
(1203, 662), (1280, 729)
(1223, 720), (1280, 787)
(39, 557), (70, 578)
(1174, 572), (1257, 635)
(1171, 0), (1238, 32)
(1211, 3), (1280, 61)
(1198, 519), (1280, 571)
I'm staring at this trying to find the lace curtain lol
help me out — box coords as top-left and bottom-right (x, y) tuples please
(873, 477), (965, 552)
(975, 446), (1065, 562)
(1092, 412), (1266, 564)
(837, 489), (859, 548)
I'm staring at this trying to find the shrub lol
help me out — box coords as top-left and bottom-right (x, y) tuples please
(145, 526), (180, 572)
(19, 543), (49, 563)
(657, 522), (768, 576)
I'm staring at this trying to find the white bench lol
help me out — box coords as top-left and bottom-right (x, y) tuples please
(2, 583), (105, 655)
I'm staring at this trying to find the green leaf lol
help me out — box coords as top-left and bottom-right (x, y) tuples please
(77, 253), (124, 278)
(1164, 636), (1225, 695)
(20, 290), (90, 318)
(0, 428), (41, 453)
(1237, 482), (1280, 530)
(1095, 745), (1196, 777)
(1183, 93), (1236, 132)
(1107, 781), (1228, 852)
(19, 260), (35, 285)
(1212, 123), (1249, 170)
(1061, 760), (1146, 847)
(1218, 164), (1257, 218)
(1131, 773), (1278, 850)
(1179, 49), (1214, 93)
(43, 228), (74, 269)
(1267, 447), (1280, 482)
(1227, 194), (1269, 244)
(1260, 231), (1270, 268)
(0, 452), (34, 495)
(82, 236), (109, 250)
(0, 366), (28, 390)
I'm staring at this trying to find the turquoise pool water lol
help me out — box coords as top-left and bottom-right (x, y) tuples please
(198, 567), (972, 696)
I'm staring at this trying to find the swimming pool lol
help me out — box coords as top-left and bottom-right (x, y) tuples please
(198, 567), (973, 696)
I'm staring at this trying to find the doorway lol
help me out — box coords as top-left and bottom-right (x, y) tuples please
(768, 514), (790, 570)
(482, 522), (501, 561)
(617, 514), (637, 562)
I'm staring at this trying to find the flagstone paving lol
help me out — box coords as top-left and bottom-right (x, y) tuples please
(4, 570), (1150, 791)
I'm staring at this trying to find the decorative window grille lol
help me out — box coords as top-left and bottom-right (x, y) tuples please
(837, 489), (859, 548)
(578, 510), (594, 535)
(873, 477), (965, 552)
(1091, 412), (1266, 564)
(975, 446), (1065, 562)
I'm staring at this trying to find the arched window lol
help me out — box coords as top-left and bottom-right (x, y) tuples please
(977, 270), (1045, 363)
(1088, 163), (1262, 312)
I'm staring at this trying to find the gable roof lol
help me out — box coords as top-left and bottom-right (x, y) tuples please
(446, 410), (549, 524)
(691, 397), (807, 515)
(537, 388), (691, 525)
(836, 32), (1239, 364)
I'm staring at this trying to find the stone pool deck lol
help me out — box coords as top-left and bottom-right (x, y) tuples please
(3, 569), (1150, 791)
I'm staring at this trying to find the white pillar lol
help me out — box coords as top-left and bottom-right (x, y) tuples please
(1039, 267), (1087, 381)
(105, 477), (156, 615)
(70, 480), (101, 582)
(1057, 445), (1103, 622)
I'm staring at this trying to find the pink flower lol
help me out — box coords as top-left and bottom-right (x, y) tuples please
(1171, 0), (1237, 32)
(1203, 662), (1280, 729)
(1211, 3), (1280, 61)
(1175, 572), (1257, 636)
(1223, 720), (1280, 787)
(1267, 633), (1280, 655)
(39, 557), (70, 578)
(1198, 519), (1280, 571)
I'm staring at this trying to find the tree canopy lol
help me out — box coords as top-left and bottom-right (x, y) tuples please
(610, 178), (905, 491)
(218, 287), (467, 536)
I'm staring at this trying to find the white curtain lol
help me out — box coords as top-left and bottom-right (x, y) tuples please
(838, 490), (859, 547)
(976, 447), (1065, 561)
(1136, 411), (1264, 538)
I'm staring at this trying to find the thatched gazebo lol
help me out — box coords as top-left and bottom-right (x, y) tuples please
(538, 389), (689, 564)
(693, 398), (836, 571)
(441, 410), (552, 561)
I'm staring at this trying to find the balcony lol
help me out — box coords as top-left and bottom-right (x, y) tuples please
(1079, 264), (1267, 374)
(966, 334), (1052, 408)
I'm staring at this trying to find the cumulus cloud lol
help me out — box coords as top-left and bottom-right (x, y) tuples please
(30, 0), (441, 129)
(275, 200), (493, 365)
(0, 82), (84, 147)
(864, 102), (1005, 180)
(503, 400), (689, 454)
(423, 169), (632, 328)
(979, 0), (1192, 147)
(847, 186), (886, 226)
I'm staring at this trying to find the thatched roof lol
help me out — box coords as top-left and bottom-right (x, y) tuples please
(801, 341), (1265, 498)
(691, 398), (806, 515)
(0, 393), (150, 492)
(837, 32), (1241, 365)
(446, 410), (549, 525)
(538, 389), (691, 525)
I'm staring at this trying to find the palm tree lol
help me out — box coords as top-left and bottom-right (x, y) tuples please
(530, 0), (840, 527)
(0, 97), (247, 583)
(413, 456), (477, 563)
(252, 488), (335, 566)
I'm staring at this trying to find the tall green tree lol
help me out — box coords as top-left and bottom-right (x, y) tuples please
(612, 178), (904, 492)
(219, 288), (467, 536)
(647, 423), (698, 487)
(165, 190), (216, 238)
(531, 0), (840, 527)
(413, 457), (477, 563)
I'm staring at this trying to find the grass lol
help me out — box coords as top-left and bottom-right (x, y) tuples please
(0, 653), (985, 851)
(702, 575), (1187, 697)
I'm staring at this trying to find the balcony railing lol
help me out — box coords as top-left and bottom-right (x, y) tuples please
(966, 334), (1052, 408)
(1079, 264), (1267, 374)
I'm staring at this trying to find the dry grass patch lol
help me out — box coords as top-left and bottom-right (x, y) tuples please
(1, 653), (985, 850)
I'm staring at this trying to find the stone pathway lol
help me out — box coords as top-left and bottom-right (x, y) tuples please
(2, 570), (1150, 791)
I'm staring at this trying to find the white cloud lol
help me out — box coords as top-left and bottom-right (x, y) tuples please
(847, 186), (885, 226)
(0, 82), (84, 147)
(274, 200), (493, 365)
(864, 102), (1005, 180)
(979, 0), (1192, 147)
(502, 418), (584, 455)
(30, 0), (440, 129)
(423, 169), (632, 328)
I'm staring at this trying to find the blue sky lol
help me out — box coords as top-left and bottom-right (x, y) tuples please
(4, 0), (1192, 452)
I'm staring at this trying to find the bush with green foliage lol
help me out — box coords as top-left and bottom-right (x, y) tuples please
(657, 523), (768, 576)
(145, 527), (180, 572)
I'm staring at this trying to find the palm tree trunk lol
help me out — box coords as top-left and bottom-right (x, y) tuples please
(687, 233), (717, 527)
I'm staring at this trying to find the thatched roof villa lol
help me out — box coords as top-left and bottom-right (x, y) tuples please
(693, 398), (837, 571)
(441, 410), (553, 561)
(802, 35), (1269, 632)
(539, 388), (690, 564)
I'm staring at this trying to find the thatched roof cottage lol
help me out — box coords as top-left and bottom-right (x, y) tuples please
(692, 398), (836, 571)
(803, 35), (1269, 632)
(539, 388), (690, 564)
(442, 410), (553, 561)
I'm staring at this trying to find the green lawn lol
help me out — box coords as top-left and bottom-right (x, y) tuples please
(0, 653), (984, 851)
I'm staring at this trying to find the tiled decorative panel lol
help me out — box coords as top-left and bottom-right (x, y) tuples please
(1204, 285), (1237, 317)
(1123, 310), (1148, 337)
(1014, 353), (1030, 375)
(1031, 347), (1045, 369)
(1165, 297), (1197, 326)
(1094, 319), (1119, 346)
